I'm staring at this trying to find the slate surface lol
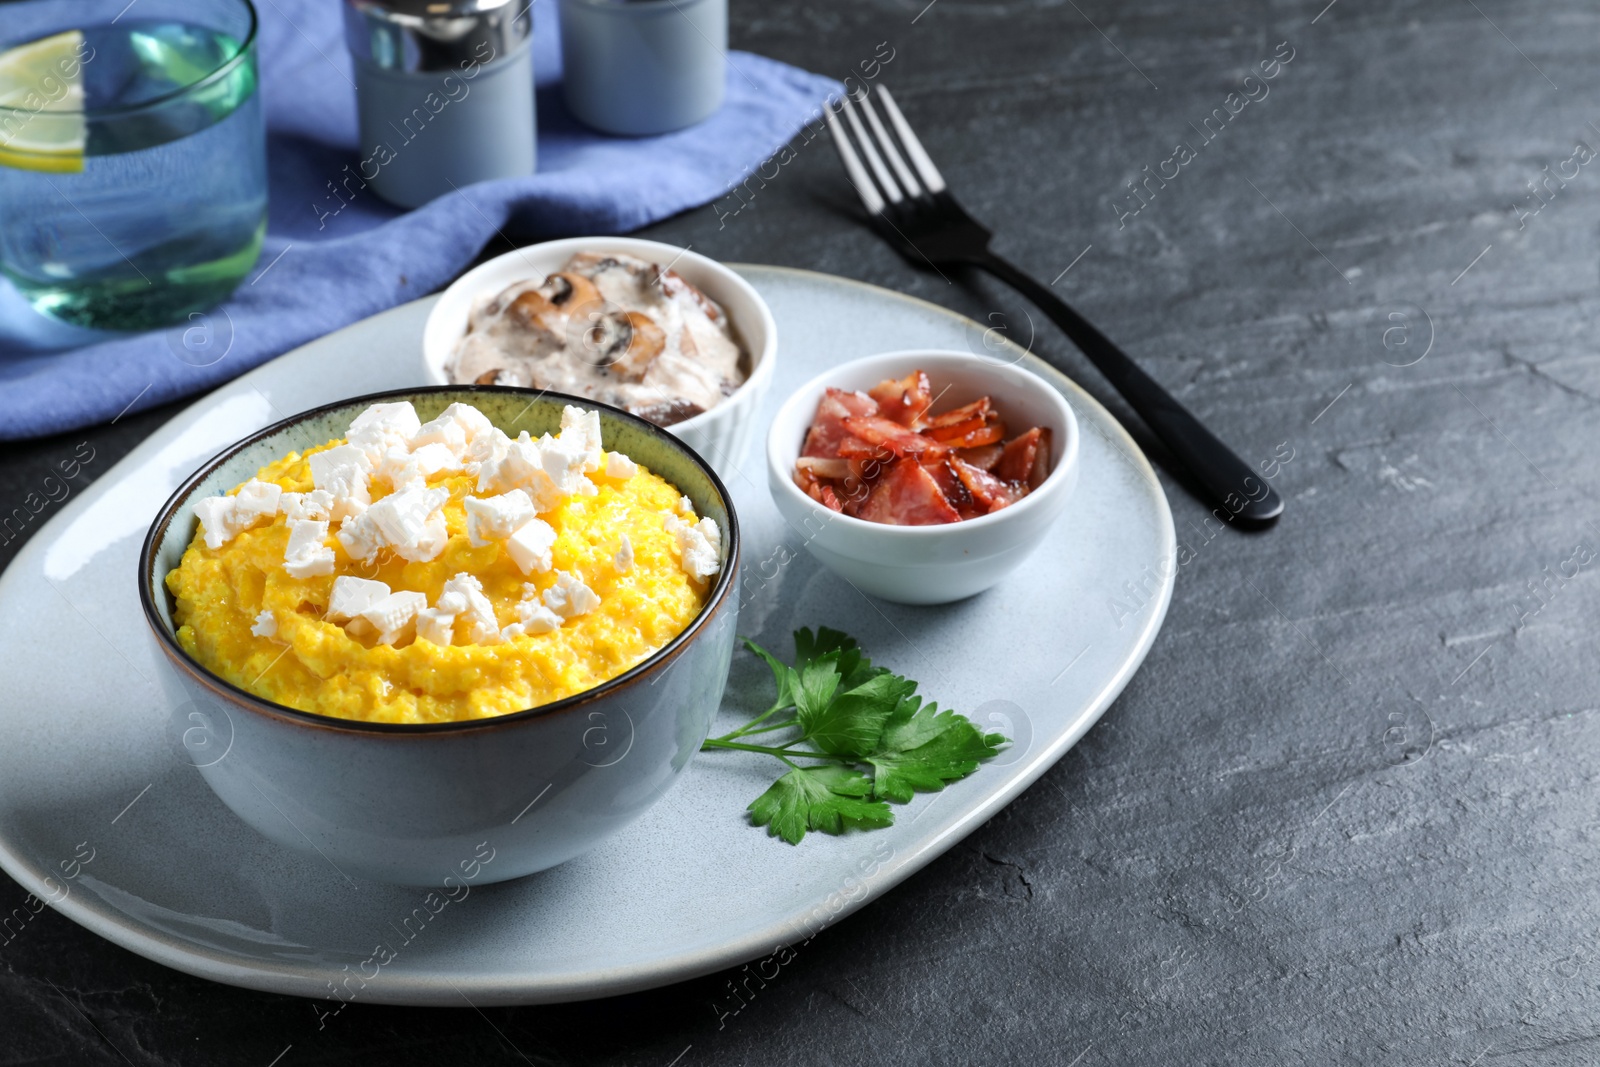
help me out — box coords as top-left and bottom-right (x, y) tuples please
(2, 0), (1594, 1062)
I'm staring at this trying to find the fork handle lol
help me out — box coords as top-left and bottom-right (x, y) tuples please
(973, 250), (1283, 525)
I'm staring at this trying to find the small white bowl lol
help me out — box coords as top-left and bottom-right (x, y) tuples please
(422, 237), (777, 478)
(767, 350), (1080, 605)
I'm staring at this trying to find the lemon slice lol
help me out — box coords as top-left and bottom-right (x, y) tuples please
(0, 30), (88, 174)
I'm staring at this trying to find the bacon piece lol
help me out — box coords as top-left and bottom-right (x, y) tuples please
(819, 484), (844, 512)
(802, 389), (880, 458)
(857, 458), (961, 526)
(994, 427), (1045, 483)
(867, 371), (934, 429)
(925, 460), (984, 520)
(796, 456), (852, 480)
(924, 397), (990, 430)
(957, 444), (1004, 471)
(841, 415), (947, 459)
(952, 457), (1027, 513)
(1028, 427), (1053, 489)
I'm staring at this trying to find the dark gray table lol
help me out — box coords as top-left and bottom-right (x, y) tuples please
(4, 0), (1592, 1062)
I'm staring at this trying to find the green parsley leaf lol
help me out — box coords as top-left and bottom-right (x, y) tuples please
(747, 765), (894, 844)
(742, 637), (798, 710)
(707, 627), (1010, 844)
(795, 627), (877, 689)
(802, 670), (918, 757)
(792, 651), (843, 723)
(866, 701), (1008, 803)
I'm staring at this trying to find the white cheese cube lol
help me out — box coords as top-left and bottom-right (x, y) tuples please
(347, 402), (422, 465)
(465, 424), (513, 474)
(359, 589), (427, 645)
(335, 511), (384, 563)
(536, 434), (596, 497)
(514, 595), (562, 634)
(415, 607), (457, 646)
(375, 447), (426, 492)
(614, 533), (634, 574)
(665, 514), (721, 581)
(250, 608), (277, 638)
(410, 442), (462, 477)
(327, 576), (391, 621)
(505, 517), (557, 575)
(559, 406), (604, 473)
(677, 495), (694, 516)
(433, 403), (495, 446)
(367, 486), (450, 562)
(605, 452), (637, 480)
(411, 415), (467, 455)
(283, 519), (336, 578)
(234, 479), (283, 525)
(441, 573), (500, 645)
(309, 445), (373, 520)
(464, 490), (536, 547)
(194, 496), (237, 551)
(542, 570), (600, 619)
(280, 489), (334, 522)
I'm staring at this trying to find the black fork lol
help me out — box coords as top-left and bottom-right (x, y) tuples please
(827, 86), (1283, 526)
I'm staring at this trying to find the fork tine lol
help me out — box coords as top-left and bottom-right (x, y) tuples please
(874, 86), (947, 194)
(825, 102), (886, 215)
(839, 94), (904, 204)
(857, 91), (921, 197)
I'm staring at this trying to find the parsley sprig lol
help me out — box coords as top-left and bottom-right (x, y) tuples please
(701, 628), (1007, 844)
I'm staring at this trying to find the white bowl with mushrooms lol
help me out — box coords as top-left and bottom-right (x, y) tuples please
(421, 237), (777, 480)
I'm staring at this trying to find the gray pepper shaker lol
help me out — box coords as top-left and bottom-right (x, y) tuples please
(558, 0), (726, 136)
(343, 0), (536, 209)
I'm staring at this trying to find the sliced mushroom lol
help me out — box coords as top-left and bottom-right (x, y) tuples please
(656, 267), (723, 324)
(577, 309), (665, 381)
(475, 368), (506, 385)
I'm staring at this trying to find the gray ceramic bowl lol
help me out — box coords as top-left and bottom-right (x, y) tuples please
(139, 387), (740, 886)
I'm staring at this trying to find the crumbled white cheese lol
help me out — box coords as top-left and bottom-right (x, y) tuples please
(358, 589), (427, 645)
(605, 451), (637, 480)
(250, 608), (277, 639)
(677, 495), (694, 516)
(615, 533), (634, 574)
(193, 479), (283, 550)
(327, 575), (391, 621)
(441, 573), (500, 645)
(409, 441), (462, 477)
(475, 432), (563, 512)
(414, 607), (457, 646)
(347, 402), (422, 466)
(280, 489), (334, 522)
(665, 513), (721, 582)
(542, 570), (600, 619)
(559, 405), (604, 473)
(283, 519), (335, 578)
(464, 489), (536, 547)
(365, 485), (450, 563)
(504, 517), (557, 575)
(194, 496), (236, 551)
(465, 425), (513, 475)
(411, 413), (467, 455)
(536, 433), (597, 497)
(309, 444), (373, 520)
(234, 479), (283, 525)
(335, 511), (384, 564)
(375, 447), (427, 492)
(514, 588), (563, 634)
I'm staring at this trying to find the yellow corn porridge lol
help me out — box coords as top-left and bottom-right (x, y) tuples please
(164, 402), (721, 725)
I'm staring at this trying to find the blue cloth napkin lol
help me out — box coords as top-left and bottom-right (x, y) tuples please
(0, 0), (834, 440)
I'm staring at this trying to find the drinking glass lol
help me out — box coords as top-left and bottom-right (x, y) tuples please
(0, 0), (267, 331)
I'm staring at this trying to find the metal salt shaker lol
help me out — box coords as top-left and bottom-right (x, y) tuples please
(558, 0), (726, 136)
(343, 0), (536, 209)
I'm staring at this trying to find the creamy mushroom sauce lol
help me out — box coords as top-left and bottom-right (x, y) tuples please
(447, 252), (749, 427)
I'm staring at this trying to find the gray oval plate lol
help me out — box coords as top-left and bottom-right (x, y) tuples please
(0, 267), (1174, 1006)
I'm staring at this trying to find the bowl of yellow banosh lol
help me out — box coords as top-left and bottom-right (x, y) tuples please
(139, 386), (740, 886)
